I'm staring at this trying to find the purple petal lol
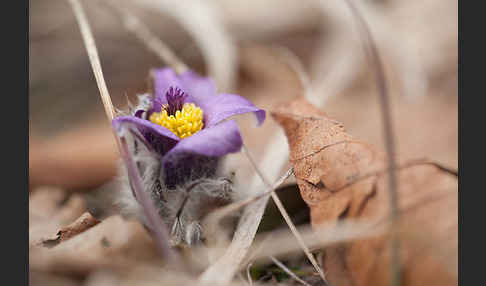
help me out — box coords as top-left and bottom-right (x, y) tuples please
(162, 120), (243, 166)
(112, 116), (179, 155)
(195, 93), (266, 127)
(178, 70), (217, 101)
(151, 68), (184, 111)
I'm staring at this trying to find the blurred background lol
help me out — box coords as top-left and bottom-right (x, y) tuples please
(29, 0), (457, 193)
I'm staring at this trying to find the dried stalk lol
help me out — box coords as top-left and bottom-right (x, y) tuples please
(101, 0), (188, 74)
(246, 262), (254, 286)
(341, 0), (401, 285)
(134, 0), (237, 92)
(269, 256), (312, 286)
(199, 167), (294, 284)
(242, 146), (327, 283)
(204, 168), (294, 235)
(67, 0), (115, 121)
(200, 47), (325, 284)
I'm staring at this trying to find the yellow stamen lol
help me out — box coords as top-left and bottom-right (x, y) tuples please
(149, 103), (204, 139)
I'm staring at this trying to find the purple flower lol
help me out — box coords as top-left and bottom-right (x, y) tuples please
(112, 68), (265, 187)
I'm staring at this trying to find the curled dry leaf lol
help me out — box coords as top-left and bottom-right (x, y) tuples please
(271, 97), (457, 286)
(43, 212), (100, 246)
(30, 215), (159, 278)
(30, 188), (88, 248)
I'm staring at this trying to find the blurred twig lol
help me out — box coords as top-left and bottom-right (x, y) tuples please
(341, 0), (401, 285)
(242, 146), (328, 283)
(67, 0), (115, 121)
(134, 0), (237, 92)
(199, 168), (294, 284)
(101, 0), (188, 74)
(269, 256), (312, 286)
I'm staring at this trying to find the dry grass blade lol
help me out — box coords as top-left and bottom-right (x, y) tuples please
(271, 46), (312, 98)
(246, 262), (254, 286)
(201, 47), (324, 284)
(134, 0), (237, 92)
(199, 168), (294, 284)
(101, 0), (188, 74)
(203, 168), (294, 236)
(200, 189), (269, 284)
(67, 0), (115, 121)
(269, 256), (312, 286)
(248, 219), (388, 262)
(341, 0), (401, 285)
(242, 146), (327, 283)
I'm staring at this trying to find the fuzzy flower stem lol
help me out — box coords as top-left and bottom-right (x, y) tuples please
(119, 136), (178, 262)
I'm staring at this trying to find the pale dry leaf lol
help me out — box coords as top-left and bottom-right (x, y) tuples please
(30, 215), (159, 278)
(30, 189), (88, 248)
(43, 212), (100, 246)
(271, 96), (458, 286)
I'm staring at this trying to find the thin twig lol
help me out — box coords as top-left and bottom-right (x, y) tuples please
(271, 46), (312, 97)
(342, 1), (401, 285)
(101, 0), (188, 74)
(246, 262), (254, 286)
(242, 146), (328, 284)
(134, 0), (237, 92)
(67, 0), (115, 121)
(199, 168), (294, 284)
(269, 256), (312, 286)
(329, 158), (457, 193)
(204, 168), (294, 232)
(200, 46), (324, 284)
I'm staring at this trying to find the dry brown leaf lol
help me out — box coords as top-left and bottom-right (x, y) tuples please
(30, 188), (88, 248)
(30, 215), (159, 278)
(271, 96), (457, 286)
(43, 212), (100, 246)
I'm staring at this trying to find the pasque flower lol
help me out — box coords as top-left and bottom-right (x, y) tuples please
(112, 68), (265, 187)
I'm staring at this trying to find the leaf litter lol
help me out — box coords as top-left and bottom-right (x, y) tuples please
(271, 96), (457, 286)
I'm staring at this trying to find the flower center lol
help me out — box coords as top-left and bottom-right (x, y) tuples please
(149, 93), (204, 138)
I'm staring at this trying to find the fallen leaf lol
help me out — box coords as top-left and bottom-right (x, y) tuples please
(43, 212), (100, 247)
(271, 96), (457, 286)
(30, 188), (87, 248)
(30, 215), (159, 278)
